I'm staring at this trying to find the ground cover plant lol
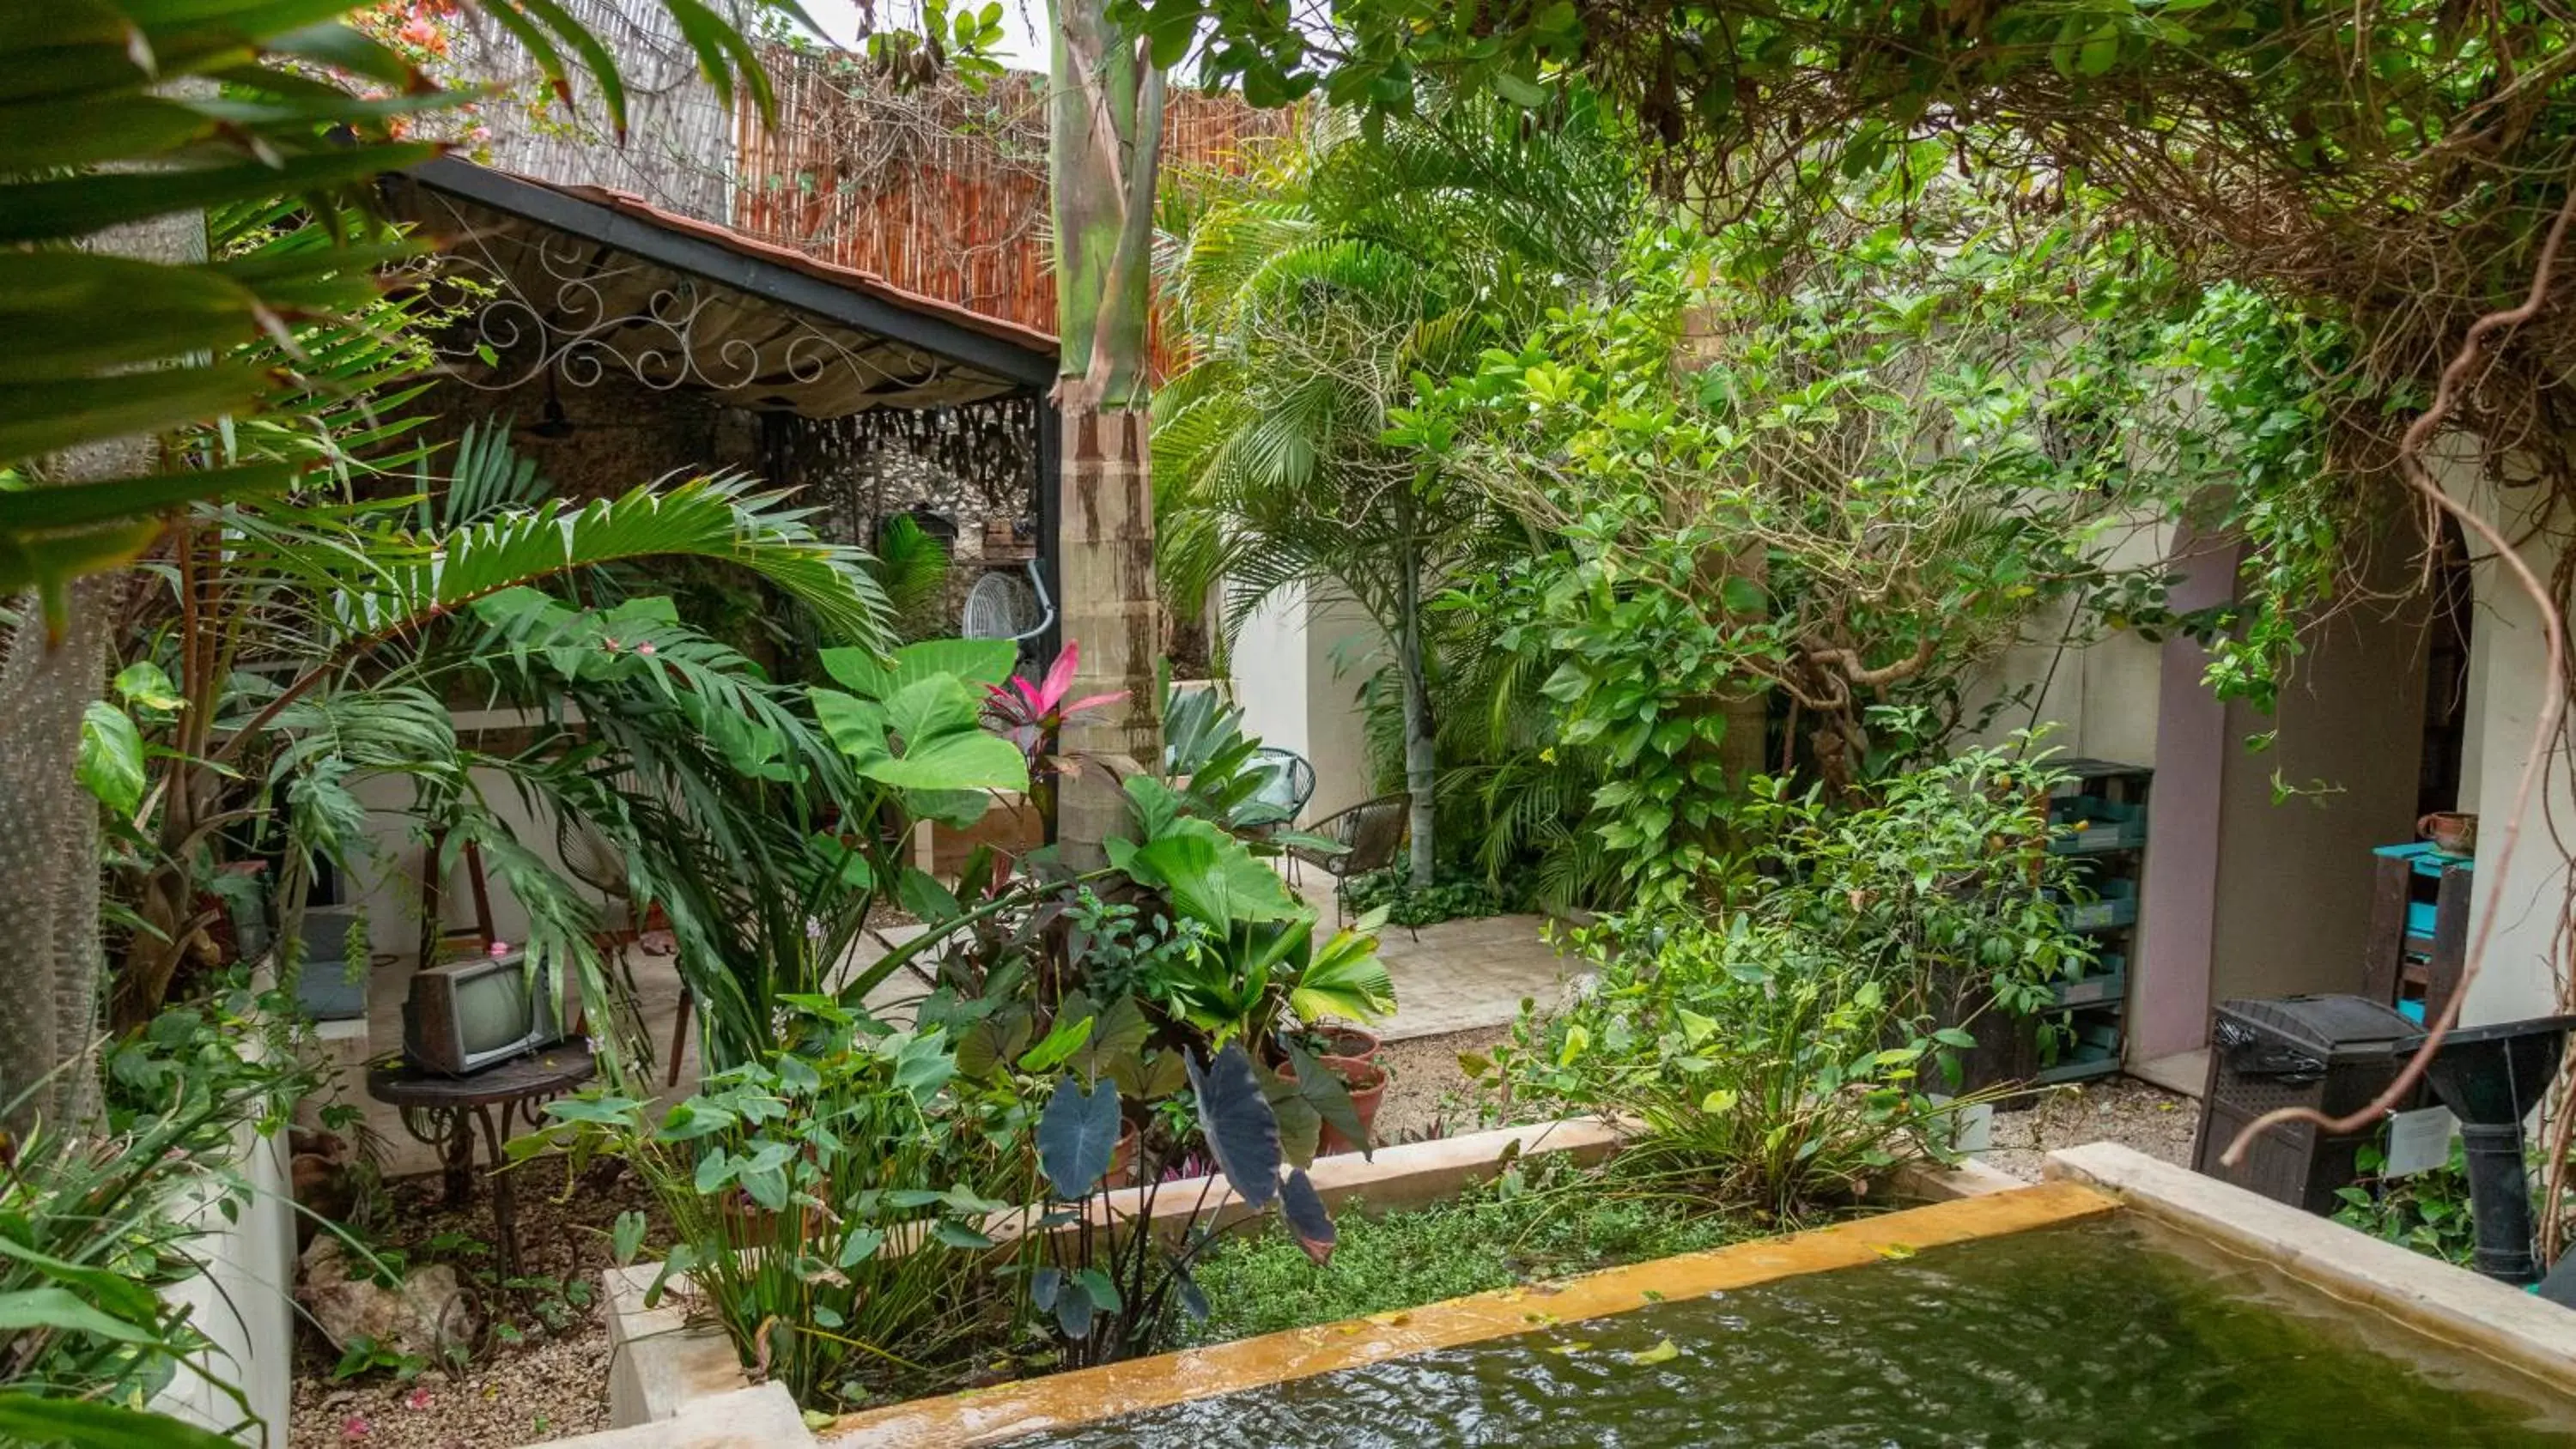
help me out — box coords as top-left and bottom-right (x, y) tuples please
(1182, 1162), (1743, 1345)
(1340, 866), (1506, 929)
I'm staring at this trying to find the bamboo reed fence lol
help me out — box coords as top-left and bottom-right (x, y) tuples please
(735, 55), (1292, 365)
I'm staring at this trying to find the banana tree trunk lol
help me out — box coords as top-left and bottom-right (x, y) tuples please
(0, 204), (206, 1137)
(1047, 0), (1165, 864)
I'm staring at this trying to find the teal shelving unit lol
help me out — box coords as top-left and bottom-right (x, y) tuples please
(2362, 841), (2471, 1027)
(2037, 760), (2152, 1086)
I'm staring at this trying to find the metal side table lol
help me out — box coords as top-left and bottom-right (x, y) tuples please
(366, 1044), (595, 1278)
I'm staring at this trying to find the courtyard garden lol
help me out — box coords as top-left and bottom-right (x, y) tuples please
(9, 1), (2576, 1446)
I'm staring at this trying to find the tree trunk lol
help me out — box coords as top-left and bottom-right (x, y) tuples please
(1054, 404), (1163, 862)
(1396, 508), (1436, 888)
(1046, 0), (1165, 864)
(0, 201), (206, 1137)
(1716, 543), (1771, 788)
(1677, 299), (1771, 791)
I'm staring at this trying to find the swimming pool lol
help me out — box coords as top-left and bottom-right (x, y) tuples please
(1014, 1216), (2573, 1446)
(829, 1167), (2576, 1448)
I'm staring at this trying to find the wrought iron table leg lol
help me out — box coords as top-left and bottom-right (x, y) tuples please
(473, 1101), (521, 1281)
(398, 1104), (478, 1209)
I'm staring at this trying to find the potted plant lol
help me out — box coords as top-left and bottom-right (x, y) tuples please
(1315, 1054), (1387, 1155)
(1306, 1022), (1382, 1065)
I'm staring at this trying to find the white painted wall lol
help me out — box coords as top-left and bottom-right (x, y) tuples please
(1301, 591), (1382, 822)
(154, 1107), (297, 1444)
(1226, 582), (1384, 823)
(341, 706), (610, 963)
(1232, 584), (1313, 782)
(1955, 511), (2173, 768)
(2440, 463), (2574, 1025)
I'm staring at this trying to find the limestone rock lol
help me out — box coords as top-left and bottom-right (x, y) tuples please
(297, 1234), (476, 1361)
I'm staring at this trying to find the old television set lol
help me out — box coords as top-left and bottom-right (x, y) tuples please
(401, 948), (563, 1076)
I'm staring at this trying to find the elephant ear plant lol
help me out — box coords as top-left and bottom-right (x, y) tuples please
(1026, 1040), (1338, 1368)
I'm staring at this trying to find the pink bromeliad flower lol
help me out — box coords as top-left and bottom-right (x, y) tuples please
(981, 642), (1121, 763)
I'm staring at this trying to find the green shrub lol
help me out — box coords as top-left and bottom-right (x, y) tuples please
(2332, 1140), (2477, 1267)
(1340, 867), (1506, 927)
(1493, 913), (1992, 1220)
(1485, 746), (2081, 1219)
(2328, 1134), (2576, 1271)
(1727, 744), (2094, 1037)
(531, 1003), (1028, 1410)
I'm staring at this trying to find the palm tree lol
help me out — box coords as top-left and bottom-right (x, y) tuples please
(1155, 95), (1632, 886)
(106, 469), (889, 1030)
(1044, 0), (1171, 865)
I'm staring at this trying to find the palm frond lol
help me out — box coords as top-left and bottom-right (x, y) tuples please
(423, 418), (552, 530)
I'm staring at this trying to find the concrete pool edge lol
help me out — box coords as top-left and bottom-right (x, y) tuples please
(823, 1180), (2117, 1448)
(2044, 1141), (2576, 1397)
(604, 1116), (1625, 1428)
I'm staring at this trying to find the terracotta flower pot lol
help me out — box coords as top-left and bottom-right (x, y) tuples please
(1316, 1056), (1386, 1157)
(2419, 810), (2478, 856)
(1109, 1121), (1143, 1187)
(1315, 1025), (1383, 1064)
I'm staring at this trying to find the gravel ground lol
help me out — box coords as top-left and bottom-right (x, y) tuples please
(1975, 1074), (2199, 1183)
(1372, 1028), (1516, 1144)
(289, 1162), (668, 1449)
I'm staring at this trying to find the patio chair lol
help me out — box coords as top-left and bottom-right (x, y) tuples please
(1285, 793), (1411, 931)
(1237, 746), (1316, 830)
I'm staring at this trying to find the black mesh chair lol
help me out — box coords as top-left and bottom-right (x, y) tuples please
(1285, 793), (1410, 929)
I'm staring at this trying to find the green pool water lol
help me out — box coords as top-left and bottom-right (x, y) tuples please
(1016, 1218), (2576, 1447)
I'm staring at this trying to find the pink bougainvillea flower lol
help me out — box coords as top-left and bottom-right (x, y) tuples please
(404, 1387), (435, 1411)
(343, 1416), (371, 1439)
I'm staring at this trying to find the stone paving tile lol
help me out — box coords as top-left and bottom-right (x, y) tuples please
(1374, 914), (1579, 1040)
